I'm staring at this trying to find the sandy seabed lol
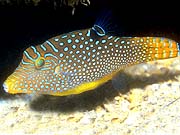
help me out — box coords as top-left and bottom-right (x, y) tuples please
(1, 57), (180, 135)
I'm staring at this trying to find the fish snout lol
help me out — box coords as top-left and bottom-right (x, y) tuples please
(2, 75), (21, 94)
(3, 82), (9, 93)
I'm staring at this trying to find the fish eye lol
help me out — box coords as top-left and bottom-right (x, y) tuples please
(35, 57), (45, 69)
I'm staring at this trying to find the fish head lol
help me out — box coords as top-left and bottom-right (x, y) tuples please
(3, 45), (66, 95)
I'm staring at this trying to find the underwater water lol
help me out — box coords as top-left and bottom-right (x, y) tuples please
(1, 0), (180, 134)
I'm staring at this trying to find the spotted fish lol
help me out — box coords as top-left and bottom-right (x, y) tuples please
(3, 22), (180, 96)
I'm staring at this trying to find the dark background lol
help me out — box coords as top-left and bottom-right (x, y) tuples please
(0, 0), (180, 94)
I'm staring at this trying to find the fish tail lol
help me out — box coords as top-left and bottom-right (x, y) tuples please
(144, 37), (180, 61)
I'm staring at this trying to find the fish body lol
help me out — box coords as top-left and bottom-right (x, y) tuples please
(3, 24), (180, 96)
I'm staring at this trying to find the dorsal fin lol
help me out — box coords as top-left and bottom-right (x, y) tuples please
(91, 11), (119, 37)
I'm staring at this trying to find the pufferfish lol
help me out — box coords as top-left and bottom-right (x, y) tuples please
(3, 20), (180, 96)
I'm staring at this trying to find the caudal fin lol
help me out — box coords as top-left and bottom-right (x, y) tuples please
(143, 37), (180, 61)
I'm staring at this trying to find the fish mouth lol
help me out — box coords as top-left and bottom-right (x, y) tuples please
(3, 75), (21, 94)
(3, 73), (34, 95)
(3, 82), (8, 93)
(3, 66), (32, 94)
(3, 77), (15, 94)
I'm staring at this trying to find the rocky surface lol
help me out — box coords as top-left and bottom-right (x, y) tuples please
(1, 57), (180, 135)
